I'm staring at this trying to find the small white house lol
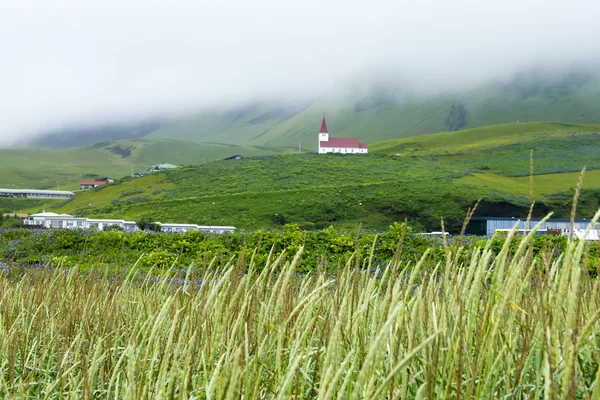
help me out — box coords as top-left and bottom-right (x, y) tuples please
(197, 225), (237, 234)
(24, 212), (86, 228)
(80, 180), (110, 190)
(318, 117), (368, 154)
(158, 222), (198, 233)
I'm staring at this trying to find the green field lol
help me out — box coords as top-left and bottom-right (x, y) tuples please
(32, 153), (553, 232)
(41, 154), (486, 231)
(0, 139), (280, 190)
(371, 122), (600, 155)
(4, 120), (600, 232)
(455, 170), (600, 198)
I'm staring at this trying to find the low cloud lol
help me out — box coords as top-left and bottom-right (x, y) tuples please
(1, 0), (599, 145)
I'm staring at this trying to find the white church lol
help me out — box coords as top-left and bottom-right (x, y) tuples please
(318, 117), (368, 154)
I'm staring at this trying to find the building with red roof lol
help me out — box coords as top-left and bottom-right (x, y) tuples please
(80, 180), (112, 190)
(318, 117), (368, 154)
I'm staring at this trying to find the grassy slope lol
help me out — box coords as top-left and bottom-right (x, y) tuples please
(371, 122), (600, 155)
(454, 171), (600, 198)
(0, 139), (279, 190)
(46, 174), (176, 216)
(41, 120), (600, 232)
(43, 154), (524, 232)
(9, 119), (600, 232)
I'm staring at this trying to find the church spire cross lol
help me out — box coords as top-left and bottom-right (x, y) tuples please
(320, 116), (328, 134)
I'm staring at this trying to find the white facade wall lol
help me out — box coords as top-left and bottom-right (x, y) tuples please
(0, 189), (74, 199)
(318, 147), (368, 154)
(486, 219), (600, 236)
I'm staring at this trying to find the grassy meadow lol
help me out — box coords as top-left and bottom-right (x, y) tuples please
(2, 217), (600, 397)
(455, 170), (600, 198)
(3, 121), (600, 232)
(0, 139), (279, 190)
(371, 122), (600, 156)
(38, 154), (518, 232)
(38, 136), (600, 232)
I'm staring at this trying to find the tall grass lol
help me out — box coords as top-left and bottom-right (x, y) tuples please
(1, 217), (600, 398)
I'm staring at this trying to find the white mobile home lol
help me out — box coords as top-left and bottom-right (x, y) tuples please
(197, 225), (236, 234)
(158, 223), (199, 233)
(466, 217), (600, 236)
(86, 218), (126, 230)
(0, 188), (74, 199)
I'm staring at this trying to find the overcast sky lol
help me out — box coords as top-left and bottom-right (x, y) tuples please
(1, 0), (599, 145)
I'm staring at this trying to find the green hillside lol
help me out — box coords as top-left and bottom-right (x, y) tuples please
(29, 118), (600, 233)
(33, 154), (490, 231)
(371, 122), (600, 156)
(146, 70), (600, 150)
(7, 117), (600, 232)
(0, 139), (280, 190)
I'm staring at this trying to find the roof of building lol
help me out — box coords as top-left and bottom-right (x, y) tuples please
(320, 117), (329, 134)
(80, 181), (108, 185)
(319, 137), (368, 149)
(0, 188), (75, 196)
(158, 223), (200, 227)
(30, 212), (74, 217)
(86, 218), (126, 223)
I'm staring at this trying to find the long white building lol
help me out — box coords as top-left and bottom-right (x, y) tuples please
(23, 212), (235, 234)
(0, 188), (74, 199)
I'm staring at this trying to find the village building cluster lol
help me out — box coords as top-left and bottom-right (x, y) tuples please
(23, 212), (235, 234)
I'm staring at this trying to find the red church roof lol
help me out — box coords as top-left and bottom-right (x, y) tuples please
(320, 137), (359, 148)
(320, 117), (328, 133)
(319, 138), (368, 149)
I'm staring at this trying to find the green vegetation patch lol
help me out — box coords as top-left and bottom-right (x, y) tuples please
(0, 139), (281, 190)
(1, 227), (599, 397)
(48, 154), (534, 232)
(372, 122), (600, 156)
(455, 170), (600, 198)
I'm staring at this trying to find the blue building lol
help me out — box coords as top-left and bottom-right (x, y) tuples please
(466, 217), (600, 236)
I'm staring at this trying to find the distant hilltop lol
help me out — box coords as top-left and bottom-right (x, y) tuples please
(26, 68), (600, 151)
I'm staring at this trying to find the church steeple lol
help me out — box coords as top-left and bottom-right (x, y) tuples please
(319, 116), (329, 143)
(320, 116), (328, 134)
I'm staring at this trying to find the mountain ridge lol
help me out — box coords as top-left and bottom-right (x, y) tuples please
(22, 67), (600, 150)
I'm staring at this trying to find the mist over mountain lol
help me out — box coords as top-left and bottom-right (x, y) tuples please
(25, 120), (167, 149)
(24, 65), (599, 150)
(149, 66), (600, 151)
(2, 0), (600, 147)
